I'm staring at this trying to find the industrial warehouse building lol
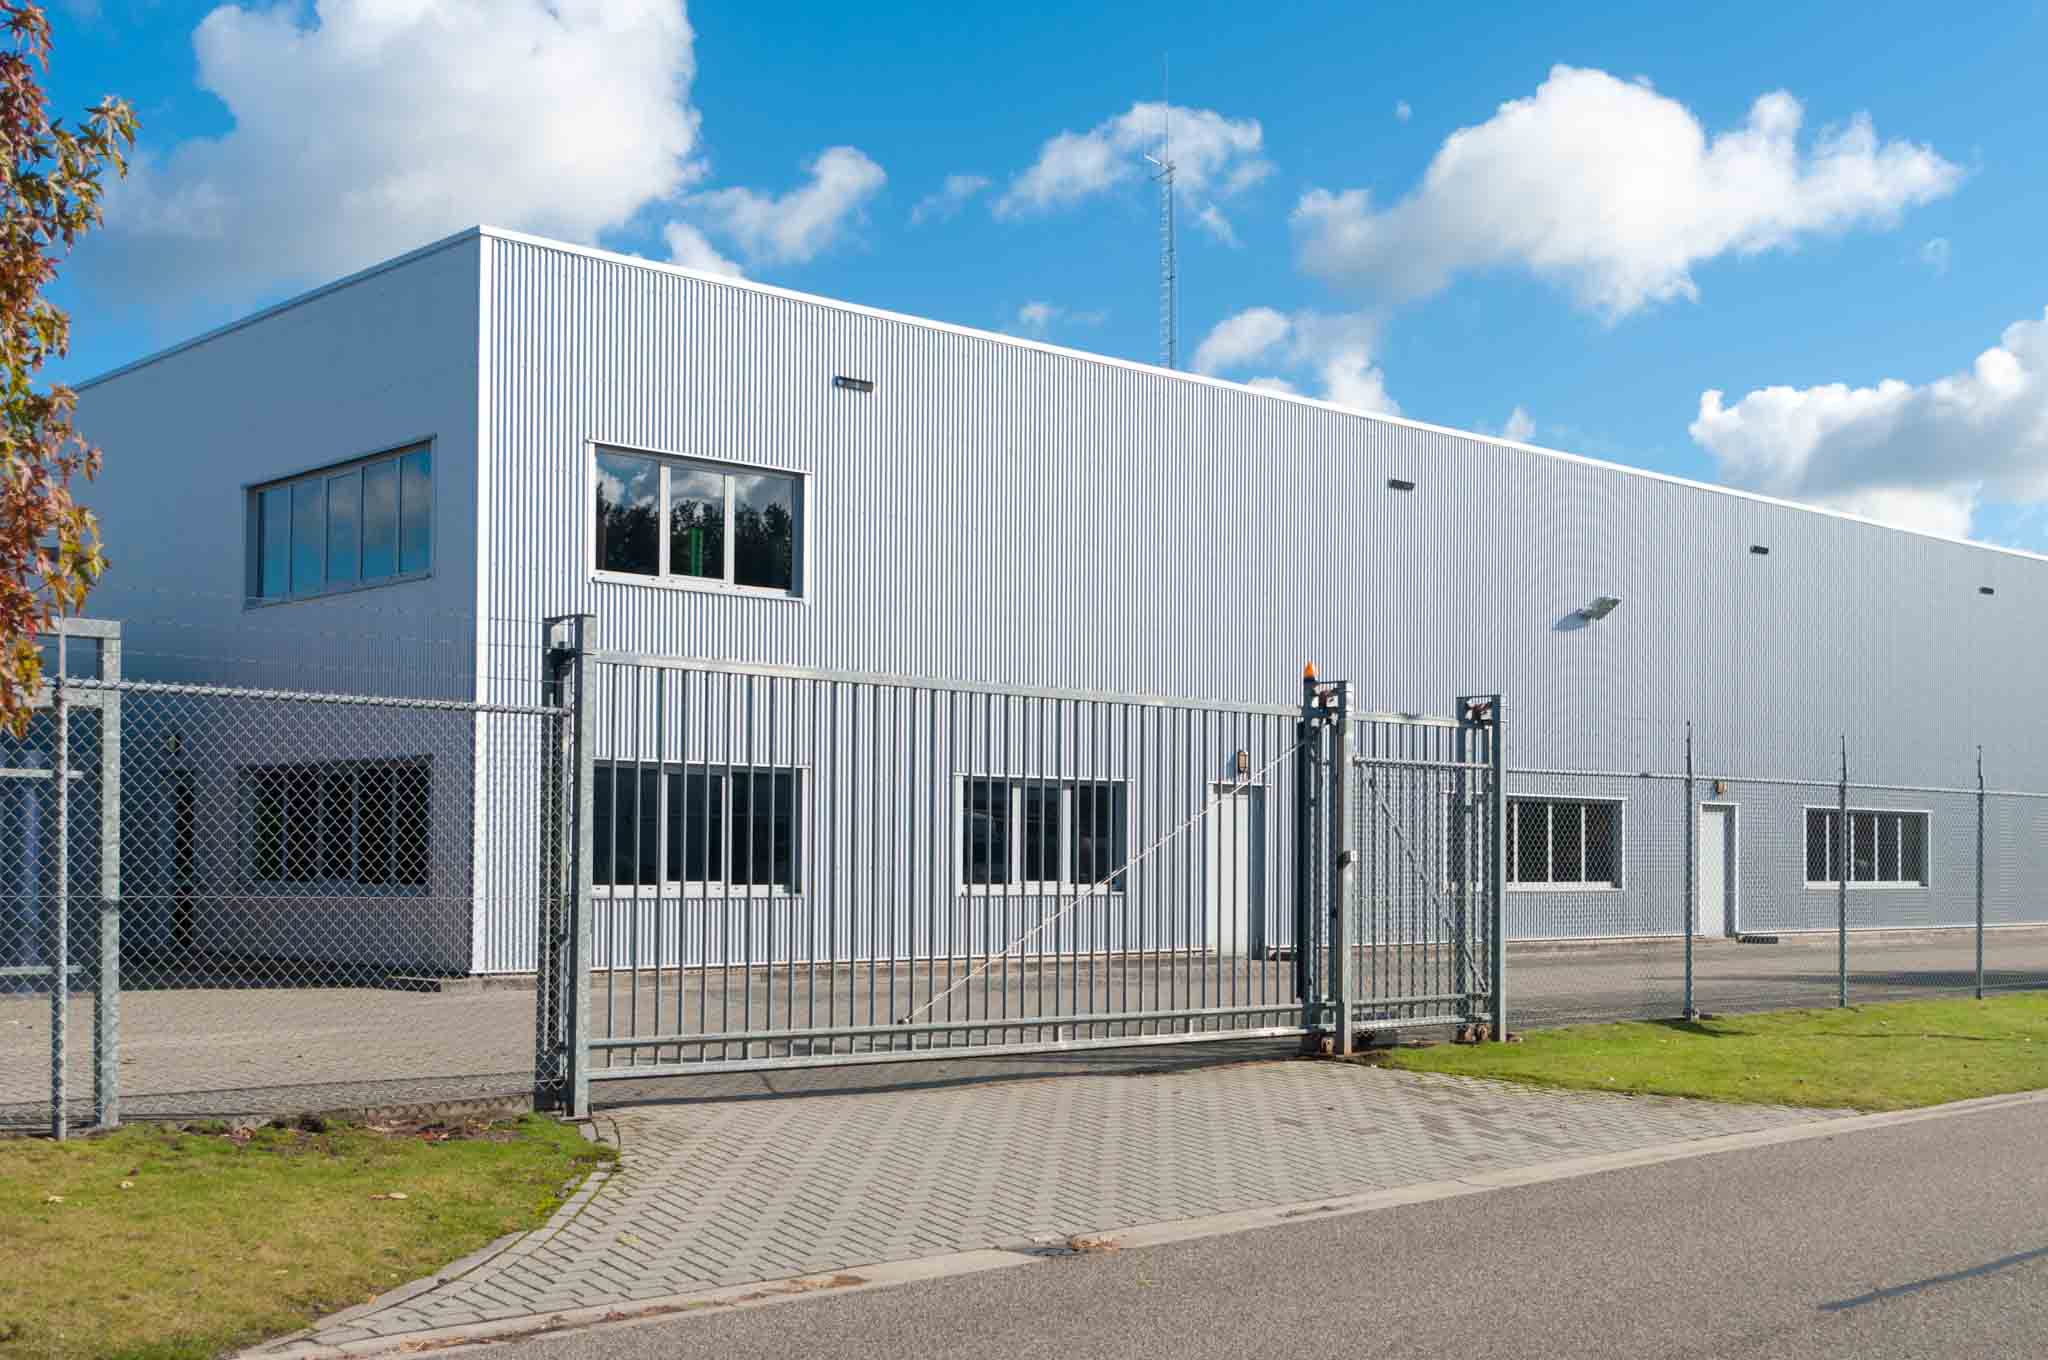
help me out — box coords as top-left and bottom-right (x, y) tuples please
(69, 224), (2048, 981)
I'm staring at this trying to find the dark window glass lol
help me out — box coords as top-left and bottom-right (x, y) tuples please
(1020, 781), (1058, 883)
(326, 470), (361, 584)
(259, 487), (290, 598)
(596, 453), (659, 576)
(252, 777), (285, 881)
(964, 778), (1010, 886)
(594, 764), (658, 887)
(321, 771), (353, 879)
(281, 766), (320, 882)
(1585, 803), (1618, 885)
(1512, 801), (1548, 884)
(1851, 811), (1878, 882)
(358, 765), (393, 885)
(669, 466), (726, 581)
(1877, 813), (1901, 882)
(1901, 815), (1927, 884)
(668, 768), (726, 883)
(362, 460), (399, 579)
(394, 763), (430, 888)
(399, 449), (433, 574)
(1806, 809), (1830, 882)
(592, 769), (615, 887)
(732, 471), (797, 590)
(729, 769), (796, 888)
(291, 481), (324, 594)
(1072, 783), (1127, 887)
(1551, 802), (1584, 883)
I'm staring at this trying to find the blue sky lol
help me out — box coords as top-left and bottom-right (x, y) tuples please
(41, 1), (2048, 546)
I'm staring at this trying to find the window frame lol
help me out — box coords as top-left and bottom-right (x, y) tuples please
(244, 440), (435, 607)
(240, 756), (433, 892)
(1505, 796), (1626, 891)
(591, 759), (809, 898)
(954, 775), (1131, 894)
(588, 441), (810, 601)
(1802, 805), (1931, 889)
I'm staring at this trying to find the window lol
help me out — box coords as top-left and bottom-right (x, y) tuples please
(1805, 808), (1928, 887)
(960, 778), (1128, 890)
(1507, 798), (1622, 887)
(251, 445), (432, 601)
(244, 758), (431, 888)
(594, 448), (803, 595)
(592, 762), (801, 891)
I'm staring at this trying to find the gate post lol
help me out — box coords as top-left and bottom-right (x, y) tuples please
(1976, 746), (1985, 1001)
(1329, 682), (1357, 1055)
(1293, 703), (1314, 1029)
(539, 614), (597, 1118)
(1837, 736), (1849, 1009)
(1683, 722), (1696, 1022)
(1486, 696), (1506, 1040)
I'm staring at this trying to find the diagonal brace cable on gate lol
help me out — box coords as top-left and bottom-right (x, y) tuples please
(895, 739), (1306, 1027)
(1358, 765), (1481, 995)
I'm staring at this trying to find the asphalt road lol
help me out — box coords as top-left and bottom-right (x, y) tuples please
(498, 1098), (2048, 1360)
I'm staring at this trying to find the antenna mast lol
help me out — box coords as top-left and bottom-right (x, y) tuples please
(1145, 59), (1178, 370)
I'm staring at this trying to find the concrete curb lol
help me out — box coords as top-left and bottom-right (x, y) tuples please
(243, 1084), (2048, 1358)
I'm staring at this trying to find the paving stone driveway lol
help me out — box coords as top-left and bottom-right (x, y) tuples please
(264, 1046), (1843, 1353)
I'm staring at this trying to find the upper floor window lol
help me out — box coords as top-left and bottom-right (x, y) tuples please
(594, 448), (803, 596)
(250, 445), (431, 602)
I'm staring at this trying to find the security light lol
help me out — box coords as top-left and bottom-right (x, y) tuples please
(1749, 545), (1771, 556)
(832, 375), (875, 393)
(1980, 586), (1996, 596)
(1386, 478), (1416, 492)
(1577, 595), (1622, 621)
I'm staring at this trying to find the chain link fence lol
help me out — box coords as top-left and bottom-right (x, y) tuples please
(1498, 731), (2048, 1028)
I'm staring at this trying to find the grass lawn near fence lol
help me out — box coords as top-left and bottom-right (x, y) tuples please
(0, 1115), (612, 1360)
(1366, 994), (2048, 1111)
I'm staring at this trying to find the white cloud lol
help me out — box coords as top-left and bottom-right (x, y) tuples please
(689, 145), (885, 268)
(1009, 301), (1106, 337)
(1501, 406), (1536, 442)
(1192, 306), (1398, 415)
(663, 222), (743, 278)
(1394, 100), (1412, 123)
(995, 101), (1270, 243)
(1689, 307), (2048, 538)
(1294, 65), (1962, 319)
(1921, 236), (1952, 276)
(910, 173), (989, 225)
(95, 0), (703, 301)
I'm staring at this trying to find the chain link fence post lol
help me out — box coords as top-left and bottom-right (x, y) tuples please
(50, 648), (69, 1141)
(538, 614), (596, 1119)
(1684, 722), (1696, 1021)
(1837, 735), (1849, 1009)
(1976, 745), (1986, 1002)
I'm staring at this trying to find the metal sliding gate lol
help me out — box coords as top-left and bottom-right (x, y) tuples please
(1299, 677), (1506, 1053)
(534, 627), (1508, 1112)
(536, 627), (1318, 1113)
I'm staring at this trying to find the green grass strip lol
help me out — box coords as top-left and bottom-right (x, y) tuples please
(0, 1115), (612, 1360)
(1374, 993), (2048, 1112)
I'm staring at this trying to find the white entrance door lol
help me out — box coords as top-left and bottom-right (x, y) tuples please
(1205, 785), (1264, 957)
(1698, 804), (1735, 936)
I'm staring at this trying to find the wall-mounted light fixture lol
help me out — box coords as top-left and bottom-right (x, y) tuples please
(1749, 545), (1771, 556)
(832, 375), (875, 393)
(1980, 586), (1996, 596)
(1234, 749), (1251, 776)
(1386, 478), (1416, 492)
(1576, 595), (1623, 622)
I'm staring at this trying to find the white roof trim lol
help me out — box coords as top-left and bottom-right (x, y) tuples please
(75, 221), (2048, 569)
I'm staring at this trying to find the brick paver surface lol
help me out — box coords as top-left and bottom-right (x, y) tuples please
(262, 1051), (1843, 1351)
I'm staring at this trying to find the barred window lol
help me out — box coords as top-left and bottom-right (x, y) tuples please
(251, 445), (431, 601)
(960, 778), (1128, 890)
(1507, 798), (1621, 887)
(1805, 808), (1928, 886)
(245, 758), (431, 888)
(593, 763), (801, 891)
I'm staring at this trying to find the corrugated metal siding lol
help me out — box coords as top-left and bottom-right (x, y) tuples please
(468, 235), (2048, 964)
